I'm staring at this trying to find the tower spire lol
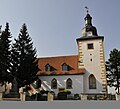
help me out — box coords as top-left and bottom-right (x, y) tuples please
(81, 7), (98, 36)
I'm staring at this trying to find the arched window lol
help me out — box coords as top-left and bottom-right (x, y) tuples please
(51, 78), (57, 89)
(89, 74), (96, 89)
(66, 78), (72, 89)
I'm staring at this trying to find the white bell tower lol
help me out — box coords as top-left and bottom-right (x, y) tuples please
(76, 10), (108, 94)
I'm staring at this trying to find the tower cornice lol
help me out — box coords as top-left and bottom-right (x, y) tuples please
(76, 36), (104, 43)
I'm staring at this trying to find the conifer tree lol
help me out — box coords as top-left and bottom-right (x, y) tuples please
(0, 23), (12, 84)
(106, 48), (120, 93)
(11, 23), (39, 88)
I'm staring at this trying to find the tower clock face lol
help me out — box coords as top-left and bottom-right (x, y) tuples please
(87, 31), (92, 36)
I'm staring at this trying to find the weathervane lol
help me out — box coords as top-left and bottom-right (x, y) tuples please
(85, 6), (89, 14)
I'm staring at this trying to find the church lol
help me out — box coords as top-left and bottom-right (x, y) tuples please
(37, 11), (108, 96)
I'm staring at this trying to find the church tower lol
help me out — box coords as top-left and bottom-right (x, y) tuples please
(76, 11), (108, 94)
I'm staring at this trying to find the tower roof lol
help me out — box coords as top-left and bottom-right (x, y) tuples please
(82, 12), (98, 37)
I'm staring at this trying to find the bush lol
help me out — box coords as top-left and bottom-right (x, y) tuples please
(63, 90), (71, 94)
(36, 93), (47, 101)
(30, 94), (36, 99)
(57, 92), (67, 100)
(57, 90), (71, 100)
(74, 94), (80, 100)
(40, 90), (49, 94)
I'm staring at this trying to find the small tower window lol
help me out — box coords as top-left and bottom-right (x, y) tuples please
(45, 64), (51, 72)
(66, 78), (72, 89)
(87, 43), (94, 49)
(62, 63), (68, 72)
(51, 78), (57, 89)
(89, 74), (96, 89)
(87, 31), (93, 36)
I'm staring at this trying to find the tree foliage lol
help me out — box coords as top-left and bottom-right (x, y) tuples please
(11, 23), (39, 88)
(0, 23), (12, 84)
(106, 48), (120, 93)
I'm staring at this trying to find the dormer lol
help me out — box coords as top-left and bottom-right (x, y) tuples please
(45, 64), (51, 72)
(62, 63), (68, 72)
(45, 64), (56, 72)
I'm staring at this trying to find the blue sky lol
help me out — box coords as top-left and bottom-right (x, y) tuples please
(0, 0), (120, 60)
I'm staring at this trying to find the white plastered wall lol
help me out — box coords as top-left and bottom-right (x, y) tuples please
(38, 75), (84, 95)
(78, 38), (107, 93)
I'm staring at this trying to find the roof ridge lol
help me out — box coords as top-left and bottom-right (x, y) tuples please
(38, 55), (78, 59)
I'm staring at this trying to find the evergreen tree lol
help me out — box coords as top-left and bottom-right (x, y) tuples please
(11, 23), (39, 88)
(106, 48), (120, 93)
(0, 23), (12, 85)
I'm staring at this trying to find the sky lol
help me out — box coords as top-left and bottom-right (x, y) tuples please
(0, 0), (120, 60)
(1, 0), (119, 93)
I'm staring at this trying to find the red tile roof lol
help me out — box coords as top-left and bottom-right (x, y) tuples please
(37, 55), (86, 76)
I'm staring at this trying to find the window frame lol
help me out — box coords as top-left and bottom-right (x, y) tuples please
(89, 74), (96, 89)
(66, 78), (72, 89)
(87, 43), (94, 49)
(45, 64), (51, 72)
(62, 63), (68, 72)
(51, 78), (57, 89)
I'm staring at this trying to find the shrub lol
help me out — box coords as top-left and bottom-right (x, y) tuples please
(63, 90), (71, 94)
(57, 92), (67, 100)
(74, 94), (80, 100)
(40, 90), (49, 94)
